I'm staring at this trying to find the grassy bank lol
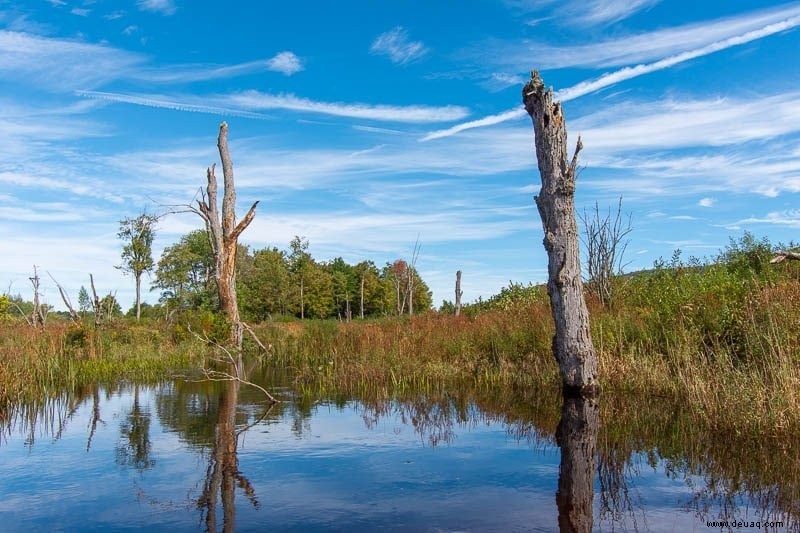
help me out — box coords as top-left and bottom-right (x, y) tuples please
(0, 321), (205, 414)
(254, 247), (800, 435)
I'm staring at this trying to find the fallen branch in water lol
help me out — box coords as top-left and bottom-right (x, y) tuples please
(181, 326), (281, 404)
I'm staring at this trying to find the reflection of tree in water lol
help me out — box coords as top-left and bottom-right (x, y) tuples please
(115, 385), (154, 471)
(555, 395), (599, 533)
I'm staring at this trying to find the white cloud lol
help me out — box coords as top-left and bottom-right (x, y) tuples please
(0, 30), (144, 90)
(137, 0), (176, 16)
(370, 26), (428, 65)
(105, 11), (125, 20)
(78, 89), (469, 123)
(225, 91), (469, 123)
(481, 72), (527, 92)
(727, 210), (800, 229)
(423, 11), (800, 141)
(481, 2), (800, 70)
(421, 108), (525, 141)
(569, 0), (661, 27)
(76, 90), (273, 120)
(698, 198), (716, 207)
(122, 25), (138, 36)
(266, 51), (304, 76)
(70, 8), (91, 17)
(576, 92), (800, 151)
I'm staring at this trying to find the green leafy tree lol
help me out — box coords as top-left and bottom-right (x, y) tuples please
(238, 247), (292, 322)
(118, 214), (158, 321)
(99, 294), (122, 318)
(288, 236), (311, 319)
(302, 262), (334, 319)
(78, 286), (92, 317)
(153, 230), (216, 311)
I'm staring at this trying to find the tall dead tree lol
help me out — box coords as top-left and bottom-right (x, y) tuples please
(523, 71), (598, 395)
(454, 270), (463, 317)
(29, 266), (46, 328)
(193, 122), (258, 348)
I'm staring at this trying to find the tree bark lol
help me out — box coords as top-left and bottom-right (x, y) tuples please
(360, 275), (365, 319)
(556, 395), (599, 533)
(522, 71), (599, 395)
(454, 270), (463, 317)
(135, 274), (142, 322)
(196, 122), (258, 348)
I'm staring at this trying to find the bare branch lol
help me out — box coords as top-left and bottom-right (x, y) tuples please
(229, 201), (259, 243)
(48, 272), (80, 322)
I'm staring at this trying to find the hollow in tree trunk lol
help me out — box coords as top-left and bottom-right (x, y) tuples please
(522, 71), (598, 395)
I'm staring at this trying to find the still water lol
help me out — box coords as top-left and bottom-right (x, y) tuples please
(1, 375), (798, 531)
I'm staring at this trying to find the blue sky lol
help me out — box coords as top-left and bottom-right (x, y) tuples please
(2, 0), (800, 311)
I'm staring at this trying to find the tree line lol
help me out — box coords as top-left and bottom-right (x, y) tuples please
(150, 230), (433, 322)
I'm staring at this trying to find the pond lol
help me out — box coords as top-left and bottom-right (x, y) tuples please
(1, 370), (798, 532)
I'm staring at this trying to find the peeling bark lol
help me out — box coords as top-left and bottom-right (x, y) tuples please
(195, 123), (258, 348)
(522, 71), (598, 395)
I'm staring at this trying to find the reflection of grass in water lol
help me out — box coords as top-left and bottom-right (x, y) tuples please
(329, 385), (800, 527)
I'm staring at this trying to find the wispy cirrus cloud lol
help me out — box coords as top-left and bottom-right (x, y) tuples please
(568, 0), (661, 27)
(137, 0), (176, 16)
(726, 210), (800, 229)
(78, 89), (470, 123)
(0, 29), (306, 90)
(266, 51), (304, 76)
(370, 26), (428, 65)
(482, 2), (800, 70)
(0, 30), (144, 90)
(423, 7), (800, 141)
(75, 90), (273, 120)
(575, 92), (800, 151)
(508, 0), (660, 27)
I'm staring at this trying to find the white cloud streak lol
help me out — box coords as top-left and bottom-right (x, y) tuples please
(370, 26), (428, 65)
(76, 90), (273, 120)
(567, 0), (661, 27)
(422, 11), (800, 141)
(484, 2), (800, 70)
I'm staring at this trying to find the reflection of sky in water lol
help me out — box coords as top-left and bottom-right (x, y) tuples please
(0, 385), (791, 532)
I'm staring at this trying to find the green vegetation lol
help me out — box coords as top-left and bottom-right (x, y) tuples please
(2, 231), (800, 437)
(253, 232), (800, 435)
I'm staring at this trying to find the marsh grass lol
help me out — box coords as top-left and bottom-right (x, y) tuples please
(0, 321), (204, 415)
(251, 251), (800, 436)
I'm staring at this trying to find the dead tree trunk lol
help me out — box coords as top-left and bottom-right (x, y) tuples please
(195, 122), (258, 349)
(29, 266), (45, 328)
(454, 270), (463, 316)
(89, 274), (102, 328)
(523, 71), (598, 395)
(360, 275), (365, 319)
